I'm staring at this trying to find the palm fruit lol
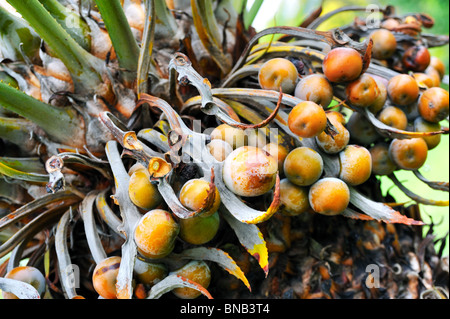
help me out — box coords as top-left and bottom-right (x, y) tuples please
(0, 0), (448, 301)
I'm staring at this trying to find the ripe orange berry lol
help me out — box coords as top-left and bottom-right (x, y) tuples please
(322, 47), (363, 83)
(418, 87), (449, 123)
(258, 58), (298, 94)
(424, 66), (441, 87)
(425, 66), (441, 87)
(134, 258), (168, 287)
(222, 146), (278, 197)
(171, 261), (211, 299)
(388, 138), (428, 170)
(429, 56), (445, 79)
(309, 177), (350, 216)
(279, 178), (310, 216)
(284, 147), (323, 186)
(339, 145), (372, 186)
(370, 29), (397, 60)
(246, 129), (267, 149)
(288, 101), (327, 138)
(3, 266), (46, 299)
(207, 139), (233, 161)
(92, 256), (121, 299)
(315, 111), (350, 154)
(402, 45), (431, 72)
(369, 77), (388, 114)
(387, 74), (420, 106)
(134, 209), (180, 259)
(294, 73), (334, 107)
(369, 143), (397, 176)
(262, 142), (289, 174)
(210, 124), (246, 149)
(377, 106), (408, 130)
(381, 18), (400, 30)
(128, 165), (162, 210)
(179, 178), (221, 217)
(345, 74), (381, 108)
(413, 72), (434, 88)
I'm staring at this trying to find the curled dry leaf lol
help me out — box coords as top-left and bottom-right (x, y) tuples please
(413, 170), (449, 192)
(80, 191), (107, 263)
(174, 247), (251, 291)
(221, 208), (269, 276)
(388, 174), (449, 207)
(105, 141), (142, 299)
(363, 108), (447, 140)
(349, 187), (424, 225)
(0, 277), (41, 299)
(169, 53), (279, 129)
(147, 274), (213, 299)
(55, 209), (77, 299)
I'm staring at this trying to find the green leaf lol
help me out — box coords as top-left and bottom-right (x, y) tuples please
(0, 82), (85, 147)
(94, 0), (140, 71)
(7, 0), (104, 92)
(0, 157), (46, 174)
(191, 0), (232, 74)
(0, 5), (41, 63)
(243, 0), (263, 29)
(0, 160), (48, 183)
(0, 117), (38, 152)
(136, 0), (156, 97)
(38, 0), (91, 51)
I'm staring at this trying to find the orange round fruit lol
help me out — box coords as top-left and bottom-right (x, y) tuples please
(92, 256), (121, 299)
(323, 47), (363, 83)
(418, 87), (449, 123)
(279, 178), (310, 216)
(222, 146), (278, 197)
(171, 261), (211, 299)
(3, 266), (46, 299)
(284, 147), (323, 186)
(179, 178), (221, 217)
(339, 145), (372, 186)
(134, 209), (180, 259)
(294, 73), (334, 107)
(258, 58), (298, 94)
(315, 111), (350, 154)
(387, 74), (420, 106)
(388, 138), (428, 170)
(309, 178), (350, 216)
(288, 101), (327, 138)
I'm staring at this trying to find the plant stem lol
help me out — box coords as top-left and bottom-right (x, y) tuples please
(0, 117), (38, 152)
(243, 0), (263, 30)
(0, 5), (41, 63)
(0, 82), (85, 146)
(38, 0), (91, 51)
(154, 0), (177, 36)
(191, 0), (231, 74)
(7, 0), (103, 92)
(94, 0), (140, 72)
(137, 0), (156, 97)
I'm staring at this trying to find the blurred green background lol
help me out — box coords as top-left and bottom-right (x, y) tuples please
(247, 0), (449, 256)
